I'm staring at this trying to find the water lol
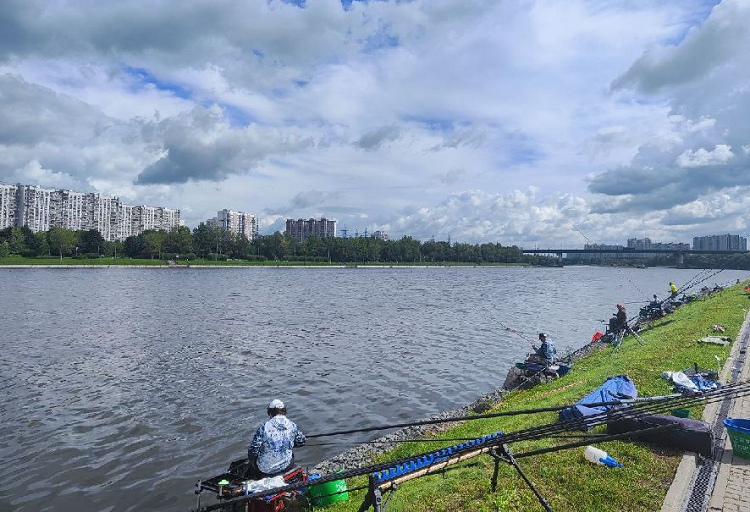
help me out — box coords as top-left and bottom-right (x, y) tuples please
(0, 266), (745, 511)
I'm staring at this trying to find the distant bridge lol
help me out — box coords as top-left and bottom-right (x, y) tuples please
(522, 248), (748, 265)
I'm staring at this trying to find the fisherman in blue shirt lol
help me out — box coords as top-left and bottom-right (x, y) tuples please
(247, 399), (306, 478)
(532, 333), (556, 364)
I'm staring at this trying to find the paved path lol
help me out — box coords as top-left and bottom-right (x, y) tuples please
(707, 321), (750, 512)
(662, 306), (750, 512)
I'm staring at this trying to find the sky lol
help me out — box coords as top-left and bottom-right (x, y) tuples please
(0, 0), (748, 246)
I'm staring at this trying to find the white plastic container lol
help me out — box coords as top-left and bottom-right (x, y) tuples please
(584, 446), (623, 468)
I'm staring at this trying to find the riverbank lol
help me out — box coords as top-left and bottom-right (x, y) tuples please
(317, 283), (749, 512)
(0, 256), (529, 268)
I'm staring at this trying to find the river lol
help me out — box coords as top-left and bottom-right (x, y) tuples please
(0, 266), (746, 511)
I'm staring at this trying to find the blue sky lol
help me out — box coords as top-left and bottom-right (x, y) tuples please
(0, 0), (748, 245)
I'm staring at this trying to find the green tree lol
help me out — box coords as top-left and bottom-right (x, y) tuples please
(47, 228), (77, 261)
(103, 240), (124, 257)
(0, 240), (9, 258)
(163, 226), (193, 254)
(192, 223), (219, 257)
(78, 229), (105, 254)
(32, 232), (50, 256)
(124, 235), (146, 258)
(142, 230), (164, 259)
(8, 227), (26, 254)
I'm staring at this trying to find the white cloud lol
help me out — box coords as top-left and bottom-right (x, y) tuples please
(0, 0), (747, 244)
(676, 144), (734, 167)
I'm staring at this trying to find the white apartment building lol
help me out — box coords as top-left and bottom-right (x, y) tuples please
(0, 183), (18, 230)
(18, 185), (53, 232)
(206, 209), (257, 240)
(0, 182), (180, 241)
(56, 190), (86, 231)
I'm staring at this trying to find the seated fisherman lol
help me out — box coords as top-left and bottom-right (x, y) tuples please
(609, 303), (627, 333)
(669, 282), (678, 299)
(247, 399), (306, 479)
(530, 333), (556, 364)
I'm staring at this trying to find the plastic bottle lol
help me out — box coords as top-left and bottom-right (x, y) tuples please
(584, 446), (623, 468)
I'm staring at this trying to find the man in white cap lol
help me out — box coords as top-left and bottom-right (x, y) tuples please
(247, 399), (306, 478)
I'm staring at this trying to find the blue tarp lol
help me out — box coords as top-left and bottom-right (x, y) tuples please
(559, 375), (638, 428)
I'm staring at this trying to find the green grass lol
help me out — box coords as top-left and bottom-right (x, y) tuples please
(0, 255), (164, 265)
(320, 284), (750, 512)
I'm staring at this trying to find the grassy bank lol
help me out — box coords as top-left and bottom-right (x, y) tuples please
(0, 256), (527, 267)
(322, 284), (749, 512)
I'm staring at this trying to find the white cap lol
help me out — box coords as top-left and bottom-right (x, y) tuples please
(268, 399), (285, 410)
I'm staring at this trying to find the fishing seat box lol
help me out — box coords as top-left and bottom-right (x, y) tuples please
(607, 414), (713, 457)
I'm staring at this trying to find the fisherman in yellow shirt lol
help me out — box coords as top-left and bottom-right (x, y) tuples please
(670, 282), (678, 298)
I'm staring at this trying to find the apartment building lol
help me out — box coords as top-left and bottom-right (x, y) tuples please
(0, 183), (18, 230)
(693, 234), (748, 251)
(0, 182), (180, 241)
(206, 209), (257, 240)
(285, 217), (337, 242)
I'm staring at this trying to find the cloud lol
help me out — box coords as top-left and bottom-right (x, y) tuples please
(2, 0), (746, 242)
(264, 190), (342, 215)
(676, 144), (733, 167)
(589, 0), (750, 214)
(136, 105), (315, 184)
(354, 125), (401, 151)
(439, 168), (466, 185)
(611, 0), (750, 93)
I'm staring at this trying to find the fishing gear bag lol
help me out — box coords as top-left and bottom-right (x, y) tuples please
(607, 414), (713, 457)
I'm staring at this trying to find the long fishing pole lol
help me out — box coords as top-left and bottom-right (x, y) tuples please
(569, 223), (650, 301)
(305, 394), (680, 439)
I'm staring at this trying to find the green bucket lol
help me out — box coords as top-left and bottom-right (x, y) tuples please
(724, 418), (750, 460)
(307, 474), (349, 507)
(671, 408), (691, 418)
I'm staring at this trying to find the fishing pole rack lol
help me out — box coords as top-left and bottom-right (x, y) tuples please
(355, 432), (552, 512)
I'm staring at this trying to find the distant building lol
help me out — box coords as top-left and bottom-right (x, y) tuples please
(626, 238), (690, 257)
(371, 230), (389, 241)
(206, 209), (257, 240)
(285, 217), (337, 242)
(577, 238), (690, 260)
(578, 243), (625, 260)
(0, 183), (19, 230)
(693, 234), (747, 252)
(0, 182), (180, 241)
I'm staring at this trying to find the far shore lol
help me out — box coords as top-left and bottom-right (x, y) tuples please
(0, 263), (531, 269)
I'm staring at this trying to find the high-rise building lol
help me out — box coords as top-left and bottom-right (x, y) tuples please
(693, 234), (747, 251)
(206, 209), (257, 240)
(626, 238), (690, 257)
(0, 183), (18, 230)
(0, 182), (180, 241)
(285, 218), (337, 242)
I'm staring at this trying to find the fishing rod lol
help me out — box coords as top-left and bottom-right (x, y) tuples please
(569, 223), (650, 301)
(305, 393), (681, 439)
(203, 383), (750, 511)
(496, 318), (538, 345)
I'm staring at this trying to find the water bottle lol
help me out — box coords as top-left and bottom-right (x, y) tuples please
(584, 446), (623, 468)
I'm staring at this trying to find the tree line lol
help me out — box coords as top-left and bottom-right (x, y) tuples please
(0, 224), (551, 265)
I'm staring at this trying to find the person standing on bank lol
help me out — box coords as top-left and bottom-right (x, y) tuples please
(247, 399), (306, 479)
(670, 282), (678, 298)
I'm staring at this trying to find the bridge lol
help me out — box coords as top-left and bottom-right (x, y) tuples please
(522, 248), (748, 265)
